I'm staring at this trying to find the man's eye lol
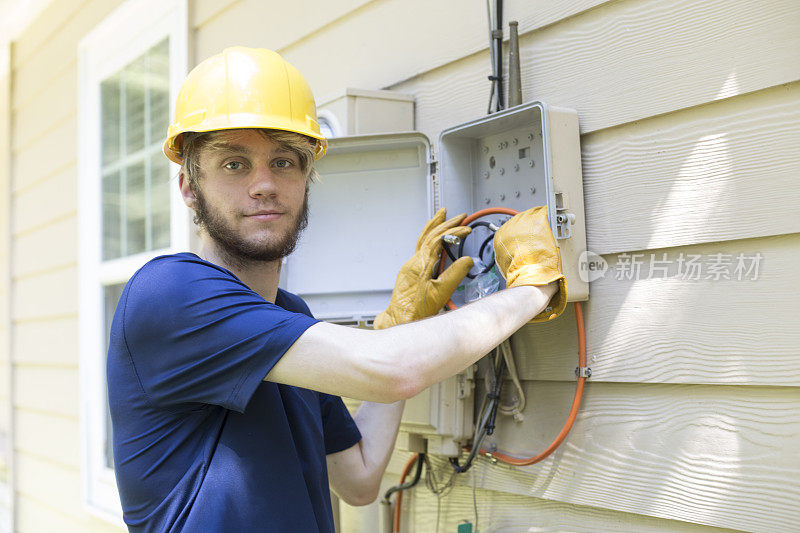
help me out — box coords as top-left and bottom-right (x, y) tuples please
(224, 161), (244, 170)
(275, 159), (294, 168)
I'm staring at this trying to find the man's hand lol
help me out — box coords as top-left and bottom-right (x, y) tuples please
(373, 208), (474, 329)
(493, 206), (568, 322)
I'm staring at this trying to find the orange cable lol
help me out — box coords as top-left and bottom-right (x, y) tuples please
(392, 453), (419, 533)
(437, 206), (588, 465)
(477, 300), (586, 465)
(393, 303), (587, 532)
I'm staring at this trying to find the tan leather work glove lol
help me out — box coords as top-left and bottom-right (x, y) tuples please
(493, 206), (568, 323)
(373, 208), (474, 329)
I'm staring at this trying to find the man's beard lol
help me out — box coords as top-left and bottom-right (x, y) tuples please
(192, 183), (309, 269)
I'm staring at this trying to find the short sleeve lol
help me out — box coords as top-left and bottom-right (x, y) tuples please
(319, 393), (362, 454)
(121, 254), (319, 412)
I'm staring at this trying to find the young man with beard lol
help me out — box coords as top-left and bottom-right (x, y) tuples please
(106, 47), (566, 532)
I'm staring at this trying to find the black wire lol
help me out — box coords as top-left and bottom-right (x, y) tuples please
(450, 412), (490, 474)
(457, 221), (496, 280)
(478, 233), (495, 264)
(495, 0), (504, 111)
(444, 221), (494, 264)
(486, 0), (496, 114)
(444, 242), (459, 263)
(450, 348), (510, 474)
(383, 452), (426, 503)
(485, 358), (506, 436)
(442, 214), (513, 283)
(450, 368), (493, 473)
(456, 221), (493, 258)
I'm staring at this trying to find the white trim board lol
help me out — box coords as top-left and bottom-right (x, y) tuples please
(77, 0), (189, 525)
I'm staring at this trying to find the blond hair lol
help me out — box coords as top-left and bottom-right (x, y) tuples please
(180, 129), (320, 188)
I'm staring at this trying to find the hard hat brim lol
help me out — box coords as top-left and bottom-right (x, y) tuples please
(163, 123), (328, 165)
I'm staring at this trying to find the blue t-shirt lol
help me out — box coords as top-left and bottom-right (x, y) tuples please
(107, 252), (362, 532)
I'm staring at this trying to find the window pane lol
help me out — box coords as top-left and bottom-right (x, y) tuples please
(102, 171), (122, 260)
(100, 76), (121, 167)
(125, 162), (147, 256)
(148, 39), (170, 145)
(103, 282), (126, 469)
(124, 55), (147, 154)
(100, 37), (171, 261)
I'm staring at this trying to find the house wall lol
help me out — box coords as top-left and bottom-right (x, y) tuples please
(384, 0), (800, 528)
(192, 0), (800, 531)
(8, 0), (126, 530)
(2, 0), (798, 531)
(1, 42), (14, 533)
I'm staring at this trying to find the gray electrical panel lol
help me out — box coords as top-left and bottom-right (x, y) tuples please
(282, 101), (587, 455)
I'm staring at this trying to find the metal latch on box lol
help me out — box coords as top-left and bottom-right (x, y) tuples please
(555, 209), (575, 239)
(554, 191), (574, 240)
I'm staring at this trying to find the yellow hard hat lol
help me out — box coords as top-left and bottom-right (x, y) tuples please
(163, 47), (327, 164)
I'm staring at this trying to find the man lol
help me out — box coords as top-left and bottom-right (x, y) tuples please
(107, 47), (566, 532)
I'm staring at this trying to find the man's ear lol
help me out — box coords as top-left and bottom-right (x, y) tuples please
(178, 169), (197, 209)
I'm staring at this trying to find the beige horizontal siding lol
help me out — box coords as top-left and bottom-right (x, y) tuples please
(14, 452), (125, 532)
(279, 0), (609, 101)
(11, 0), (118, 110)
(11, 0), (86, 70)
(511, 232), (800, 385)
(392, 0), (800, 140)
(16, 492), (123, 533)
(1, 35), (13, 533)
(1, 61), (11, 435)
(195, 0), (615, 101)
(11, 164), (77, 235)
(13, 317), (78, 366)
(581, 83), (800, 254)
(15, 451), (83, 521)
(399, 483), (742, 533)
(15, 409), (80, 469)
(191, 0), (236, 28)
(8, 3), (126, 531)
(12, 66), (75, 153)
(341, 472), (743, 532)
(389, 382), (800, 531)
(17, 493), (86, 533)
(194, 0), (376, 63)
(13, 366), (78, 419)
(11, 266), (77, 321)
(11, 115), (76, 193)
(12, 216), (77, 278)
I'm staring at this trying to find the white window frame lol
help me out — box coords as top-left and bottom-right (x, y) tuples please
(77, 0), (189, 523)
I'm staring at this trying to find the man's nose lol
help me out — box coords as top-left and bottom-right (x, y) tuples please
(248, 165), (279, 198)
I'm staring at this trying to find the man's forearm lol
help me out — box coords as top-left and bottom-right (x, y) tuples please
(352, 399), (405, 493)
(325, 399), (405, 505)
(268, 284), (556, 404)
(382, 284), (555, 397)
